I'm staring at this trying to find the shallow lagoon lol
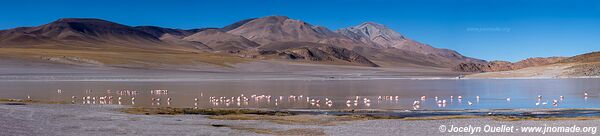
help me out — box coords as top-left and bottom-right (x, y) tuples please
(1, 79), (599, 110)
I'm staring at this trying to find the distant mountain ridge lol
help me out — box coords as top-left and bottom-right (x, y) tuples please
(453, 57), (567, 72)
(0, 16), (486, 69)
(465, 52), (600, 78)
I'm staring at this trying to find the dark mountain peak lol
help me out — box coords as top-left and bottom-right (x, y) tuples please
(47, 18), (130, 29)
(35, 18), (132, 34)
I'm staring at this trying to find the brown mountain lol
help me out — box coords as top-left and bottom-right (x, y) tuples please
(226, 16), (365, 48)
(454, 57), (566, 72)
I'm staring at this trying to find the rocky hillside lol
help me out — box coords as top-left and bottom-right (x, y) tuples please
(464, 52), (600, 78)
(454, 57), (566, 72)
(561, 52), (600, 76)
(133, 26), (199, 38)
(254, 42), (379, 67)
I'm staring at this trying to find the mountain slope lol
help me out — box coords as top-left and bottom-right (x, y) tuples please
(465, 52), (600, 78)
(337, 22), (482, 61)
(255, 42), (379, 67)
(183, 29), (259, 51)
(226, 16), (365, 48)
(337, 22), (485, 67)
(454, 57), (566, 72)
(560, 52), (600, 76)
(159, 33), (212, 50)
(134, 26), (199, 38)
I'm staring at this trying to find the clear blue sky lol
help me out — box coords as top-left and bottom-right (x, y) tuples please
(2, 0), (599, 62)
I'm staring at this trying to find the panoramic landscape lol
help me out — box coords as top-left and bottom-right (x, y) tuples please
(1, 0), (600, 135)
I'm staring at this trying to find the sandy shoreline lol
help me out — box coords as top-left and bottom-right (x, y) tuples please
(1, 103), (599, 136)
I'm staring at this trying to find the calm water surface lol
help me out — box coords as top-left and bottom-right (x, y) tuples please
(1, 79), (599, 110)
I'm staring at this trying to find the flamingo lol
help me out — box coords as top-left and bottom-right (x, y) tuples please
(413, 100), (420, 106)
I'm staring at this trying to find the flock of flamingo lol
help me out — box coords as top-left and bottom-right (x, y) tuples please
(22, 89), (595, 110)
